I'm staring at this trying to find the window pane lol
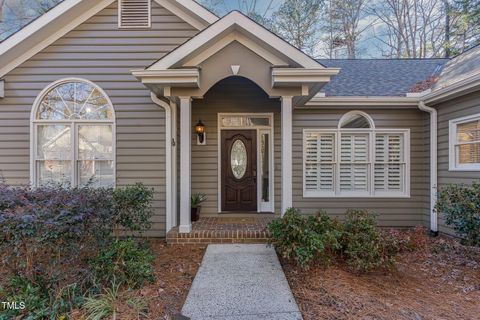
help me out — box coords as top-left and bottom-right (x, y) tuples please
(261, 133), (269, 201)
(78, 125), (113, 160)
(375, 164), (403, 191)
(457, 120), (480, 143)
(79, 160), (114, 187)
(221, 116), (270, 127)
(37, 160), (71, 186)
(340, 113), (371, 128)
(230, 140), (247, 179)
(37, 125), (71, 159)
(458, 143), (480, 164)
(340, 164), (368, 191)
(340, 134), (369, 162)
(36, 81), (113, 120)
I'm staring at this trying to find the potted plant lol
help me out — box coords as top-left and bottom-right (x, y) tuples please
(191, 193), (206, 222)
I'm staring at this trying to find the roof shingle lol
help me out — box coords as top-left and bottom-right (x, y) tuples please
(317, 59), (448, 96)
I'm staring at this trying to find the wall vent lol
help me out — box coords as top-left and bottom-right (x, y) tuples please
(119, 0), (151, 28)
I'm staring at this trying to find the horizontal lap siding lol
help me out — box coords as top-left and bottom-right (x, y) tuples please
(435, 92), (480, 236)
(292, 108), (429, 227)
(191, 77), (281, 216)
(0, 1), (198, 237)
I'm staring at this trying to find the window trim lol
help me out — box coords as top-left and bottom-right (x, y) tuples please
(449, 112), (480, 171)
(30, 78), (116, 187)
(303, 127), (410, 198)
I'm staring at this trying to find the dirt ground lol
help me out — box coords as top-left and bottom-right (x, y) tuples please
(282, 236), (480, 320)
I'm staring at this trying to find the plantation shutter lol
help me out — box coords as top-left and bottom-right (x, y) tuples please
(374, 133), (404, 192)
(304, 132), (335, 194)
(339, 133), (369, 192)
(119, 0), (151, 28)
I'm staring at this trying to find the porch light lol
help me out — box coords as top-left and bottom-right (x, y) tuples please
(195, 119), (206, 145)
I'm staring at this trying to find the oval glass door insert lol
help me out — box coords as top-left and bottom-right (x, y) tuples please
(231, 139), (247, 179)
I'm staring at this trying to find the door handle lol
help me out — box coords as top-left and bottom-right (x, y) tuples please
(253, 169), (257, 183)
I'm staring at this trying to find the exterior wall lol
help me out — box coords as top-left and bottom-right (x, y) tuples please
(191, 77), (282, 216)
(0, 1), (198, 237)
(292, 108), (430, 227)
(435, 92), (480, 235)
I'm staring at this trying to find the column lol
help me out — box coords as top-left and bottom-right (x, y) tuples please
(179, 97), (192, 233)
(281, 96), (293, 215)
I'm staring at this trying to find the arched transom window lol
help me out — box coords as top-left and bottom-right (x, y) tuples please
(303, 111), (410, 197)
(32, 79), (115, 187)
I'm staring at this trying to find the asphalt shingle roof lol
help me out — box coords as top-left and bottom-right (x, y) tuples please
(317, 59), (449, 96)
(434, 45), (480, 90)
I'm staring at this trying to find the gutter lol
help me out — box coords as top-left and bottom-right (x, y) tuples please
(150, 93), (177, 233)
(418, 101), (438, 236)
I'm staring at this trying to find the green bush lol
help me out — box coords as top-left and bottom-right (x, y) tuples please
(268, 208), (341, 268)
(341, 209), (399, 273)
(88, 238), (155, 289)
(113, 183), (154, 234)
(436, 182), (480, 246)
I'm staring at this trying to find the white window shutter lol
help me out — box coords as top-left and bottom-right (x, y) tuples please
(119, 0), (151, 28)
(375, 134), (404, 192)
(304, 133), (335, 192)
(340, 134), (369, 192)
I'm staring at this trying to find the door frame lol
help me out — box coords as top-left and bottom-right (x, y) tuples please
(217, 113), (274, 213)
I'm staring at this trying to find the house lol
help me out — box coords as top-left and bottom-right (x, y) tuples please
(0, 0), (479, 238)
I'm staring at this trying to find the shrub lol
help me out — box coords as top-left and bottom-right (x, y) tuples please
(112, 183), (154, 234)
(436, 182), (480, 246)
(83, 280), (122, 320)
(341, 209), (399, 273)
(268, 208), (341, 268)
(88, 238), (155, 289)
(388, 226), (429, 253)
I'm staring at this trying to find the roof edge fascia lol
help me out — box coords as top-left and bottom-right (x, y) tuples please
(305, 96), (420, 107)
(423, 73), (480, 104)
(154, 0), (218, 30)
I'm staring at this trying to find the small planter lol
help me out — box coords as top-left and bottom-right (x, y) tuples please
(191, 206), (201, 222)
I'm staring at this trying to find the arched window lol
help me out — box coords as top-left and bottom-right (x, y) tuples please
(31, 78), (115, 187)
(338, 111), (374, 129)
(303, 111), (410, 197)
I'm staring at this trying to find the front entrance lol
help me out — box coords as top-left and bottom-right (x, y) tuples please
(221, 130), (257, 211)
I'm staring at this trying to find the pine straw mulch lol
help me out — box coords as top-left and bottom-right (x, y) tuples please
(282, 236), (480, 320)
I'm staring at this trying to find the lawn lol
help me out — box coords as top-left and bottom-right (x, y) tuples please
(282, 236), (480, 320)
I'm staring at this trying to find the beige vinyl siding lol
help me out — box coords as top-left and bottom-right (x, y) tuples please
(292, 108), (430, 227)
(0, 1), (198, 237)
(191, 77), (281, 216)
(435, 92), (480, 235)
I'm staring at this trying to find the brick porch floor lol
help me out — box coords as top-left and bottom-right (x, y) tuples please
(166, 217), (275, 244)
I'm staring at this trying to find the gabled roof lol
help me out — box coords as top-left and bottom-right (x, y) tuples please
(148, 11), (325, 70)
(0, 0), (218, 78)
(317, 59), (448, 97)
(434, 45), (480, 91)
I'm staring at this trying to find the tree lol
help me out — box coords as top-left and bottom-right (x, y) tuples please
(447, 0), (480, 55)
(199, 0), (276, 26)
(272, 0), (324, 55)
(328, 0), (370, 58)
(370, 0), (447, 58)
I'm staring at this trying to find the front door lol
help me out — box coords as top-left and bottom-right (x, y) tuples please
(221, 130), (257, 211)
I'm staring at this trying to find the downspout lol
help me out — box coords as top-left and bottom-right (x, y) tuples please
(151, 93), (177, 233)
(418, 101), (438, 236)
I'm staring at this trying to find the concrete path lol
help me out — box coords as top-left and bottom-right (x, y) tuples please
(181, 244), (302, 320)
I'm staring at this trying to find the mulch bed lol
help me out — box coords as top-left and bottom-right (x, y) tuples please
(131, 241), (206, 319)
(282, 236), (480, 320)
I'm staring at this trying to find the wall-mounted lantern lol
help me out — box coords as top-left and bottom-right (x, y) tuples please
(195, 119), (206, 145)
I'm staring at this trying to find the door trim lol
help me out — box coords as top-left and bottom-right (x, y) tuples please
(217, 113), (274, 213)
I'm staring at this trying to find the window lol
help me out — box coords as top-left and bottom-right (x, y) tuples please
(32, 79), (115, 187)
(449, 113), (480, 171)
(303, 111), (410, 197)
(118, 0), (151, 28)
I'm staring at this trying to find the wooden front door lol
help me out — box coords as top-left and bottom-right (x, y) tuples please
(221, 130), (257, 211)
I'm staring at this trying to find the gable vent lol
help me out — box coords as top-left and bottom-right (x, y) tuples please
(119, 0), (151, 28)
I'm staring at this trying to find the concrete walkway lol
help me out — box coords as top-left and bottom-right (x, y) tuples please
(181, 244), (302, 320)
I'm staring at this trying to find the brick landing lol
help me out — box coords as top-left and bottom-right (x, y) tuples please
(166, 217), (275, 244)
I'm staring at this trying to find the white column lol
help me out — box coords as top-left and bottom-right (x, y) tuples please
(281, 96), (293, 216)
(179, 97), (192, 233)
